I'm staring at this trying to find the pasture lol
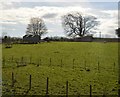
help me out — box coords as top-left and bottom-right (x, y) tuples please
(2, 42), (119, 96)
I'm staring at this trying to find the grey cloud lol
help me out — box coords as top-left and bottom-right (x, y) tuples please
(42, 13), (58, 19)
(1, 2), (21, 10)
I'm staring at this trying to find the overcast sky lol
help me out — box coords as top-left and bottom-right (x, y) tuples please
(0, 0), (119, 38)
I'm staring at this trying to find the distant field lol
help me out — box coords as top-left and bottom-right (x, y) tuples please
(2, 42), (119, 96)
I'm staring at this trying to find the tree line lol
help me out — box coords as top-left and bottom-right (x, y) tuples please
(25, 12), (119, 39)
(2, 11), (120, 44)
(25, 12), (99, 39)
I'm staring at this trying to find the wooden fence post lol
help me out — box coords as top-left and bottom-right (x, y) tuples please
(103, 87), (107, 96)
(30, 56), (32, 64)
(49, 58), (51, 67)
(21, 56), (24, 63)
(66, 81), (68, 97)
(16, 59), (19, 67)
(37, 59), (39, 66)
(90, 85), (92, 97)
(119, 87), (120, 97)
(61, 59), (63, 67)
(114, 62), (115, 72)
(46, 77), (49, 96)
(11, 72), (14, 87)
(84, 60), (86, 70)
(29, 75), (31, 90)
(73, 59), (75, 69)
(98, 61), (100, 72)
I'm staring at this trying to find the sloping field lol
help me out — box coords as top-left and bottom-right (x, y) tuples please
(2, 42), (119, 96)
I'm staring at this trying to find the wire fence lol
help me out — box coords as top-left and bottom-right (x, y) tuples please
(2, 72), (118, 96)
(2, 56), (118, 96)
(2, 56), (117, 72)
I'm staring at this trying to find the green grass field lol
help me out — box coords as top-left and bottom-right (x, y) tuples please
(2, 42), (119, 96)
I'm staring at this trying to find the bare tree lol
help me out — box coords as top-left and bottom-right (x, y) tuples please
(2, 32), (7, 38)
(115, 28), (120, 37)
(62, 12), (99, 38)
(26, 17), (47, 39)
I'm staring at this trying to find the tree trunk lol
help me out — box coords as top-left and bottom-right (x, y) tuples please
(39, 36), (41, 43)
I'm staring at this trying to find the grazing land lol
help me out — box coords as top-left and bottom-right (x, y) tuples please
(2, 42), (119, 96)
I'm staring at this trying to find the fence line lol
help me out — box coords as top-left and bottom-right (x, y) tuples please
(84, 60), (86, 70)
(2, 56), (118, 71)
(29, 56), (32, 64)
(61, 59), (63, 67)
(114, 62), (115, 72)
(1, 56), (118, 96)
(49, 58), (51, 67)
(90, 85), (92, 97)
(29, 75), (32, 90)
(11, 72), (14, 87)
(11, 56), (14, 62)
(66, 81), (68, 97)
(98, 61), (100, 72)
(72, 59), (75, 69)
(46, 77), (49, 96)
(7, 72), (117, 96)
